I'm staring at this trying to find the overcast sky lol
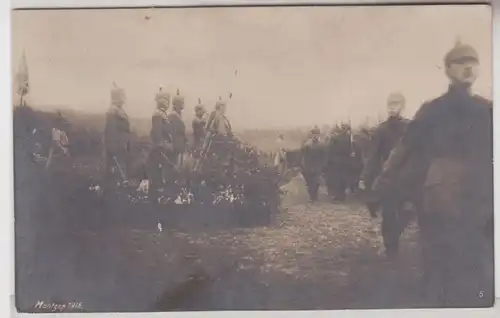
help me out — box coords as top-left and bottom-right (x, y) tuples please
(11, 5), (492, 129)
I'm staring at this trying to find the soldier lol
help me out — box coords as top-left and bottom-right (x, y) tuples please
(148, 87), (172, 204)
(205, 97), (232, 137)
(348, 134), (364, 194)
(373, 42), (493, 306)
(274, 133), (287, 175)
(359, 92), (411, 257)
(192, 99), (207, 148)
(300, 126), (325, 203)
(324, 122), (352, 202)
(168, 90), (188, 166)
(195, 96), (233, 174)
(46, 113), (70, 171)
(103, 83), (130, 195)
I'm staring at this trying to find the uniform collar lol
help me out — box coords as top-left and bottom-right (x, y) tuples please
(447, 84), (473, 98)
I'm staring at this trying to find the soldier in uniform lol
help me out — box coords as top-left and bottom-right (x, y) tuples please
(192, 99), (207, 148)
(167, 90), (188, 168)
(325, 123), (352, 202)
(205, 97), (232, 137)
(300, 126), (325, 203)
(103, 83), (130, 196)
(373, 42), (493, 306)
(148, 87), (171, 204)
(359, 92), (411, 257)
(274, 133), (287, 175)
(197, 97), (234, 176)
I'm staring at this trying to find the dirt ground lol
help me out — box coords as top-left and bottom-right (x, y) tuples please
(15, 171), (426, 313)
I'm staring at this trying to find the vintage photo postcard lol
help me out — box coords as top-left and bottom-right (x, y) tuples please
(12, 3), (494, 313)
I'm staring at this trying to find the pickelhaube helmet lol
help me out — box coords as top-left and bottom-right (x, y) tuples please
(111, 82), (126, 106)
(215, 96), (226, 110)
(195, 98), (205, 112)
(340, 122), (350, 130)
(444, 39), (479, 66)
(155, 86), (170, 107)
(311, 125), (320, 135)
(172, 89), (185, 108)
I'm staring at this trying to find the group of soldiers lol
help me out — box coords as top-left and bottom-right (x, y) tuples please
(102, 84), (234, 203)
(299, 41), (494, 306)
(296, 121), (364, 203)
(24, 80), (235, 204)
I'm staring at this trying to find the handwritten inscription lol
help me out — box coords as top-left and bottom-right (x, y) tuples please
(33, 300), (83, 312)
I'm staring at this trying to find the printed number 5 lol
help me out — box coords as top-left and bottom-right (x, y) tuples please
(478, 291), (484, 298)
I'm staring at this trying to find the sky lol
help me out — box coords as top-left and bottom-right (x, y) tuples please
(11, 5), (492, 130)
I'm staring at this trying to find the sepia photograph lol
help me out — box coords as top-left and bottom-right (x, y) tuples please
(12, 3), (494, 313)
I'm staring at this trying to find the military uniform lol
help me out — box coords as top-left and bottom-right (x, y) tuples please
(361, 111), (410, 255)
(274, 134), (287, 175)
(205, 101), (232, 137)
(373, 43), (493, 306)
(148, 90), (187, 203)
(361, 114), (411, 255)
(201, 100), (234, 174)
(103, 86), (130, 193)
(325, 126), (352, 201)
(301, 128), (325, 202)
(192, 103), (207, 148)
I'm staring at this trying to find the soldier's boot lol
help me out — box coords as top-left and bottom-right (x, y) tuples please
(310, 180), (320, 202)
(366, 201), (380, 218)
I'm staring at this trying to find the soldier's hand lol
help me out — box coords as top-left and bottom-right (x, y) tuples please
(359, 180), (366, 191)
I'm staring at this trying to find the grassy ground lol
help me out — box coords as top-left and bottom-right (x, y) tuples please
(15, 170), (425, 312)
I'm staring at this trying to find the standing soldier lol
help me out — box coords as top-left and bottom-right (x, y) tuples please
(46, 113), (70, 171)
(168, 90), (188, 169)
(325, 122), (352, 202)
(103, 83), (130, 196)
(274, 133), (287, 175)
(194, 96), (233, 174)
(205, 96), (232, 137)
(300, 126), (325, 203)
(192, 98), (207, 148)
(373, 41), (493, 306)
(148, 87), (171, 204)
(359, 92), (411, 257)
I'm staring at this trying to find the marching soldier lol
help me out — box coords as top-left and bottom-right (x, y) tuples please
(192, 99), (207, 148)
(325, 123), (352, 202)
(103, 83), (130, 196)
(359, 92), (411, 257)
(300, 126), (325, 203)
(373, 41), (493, 306)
